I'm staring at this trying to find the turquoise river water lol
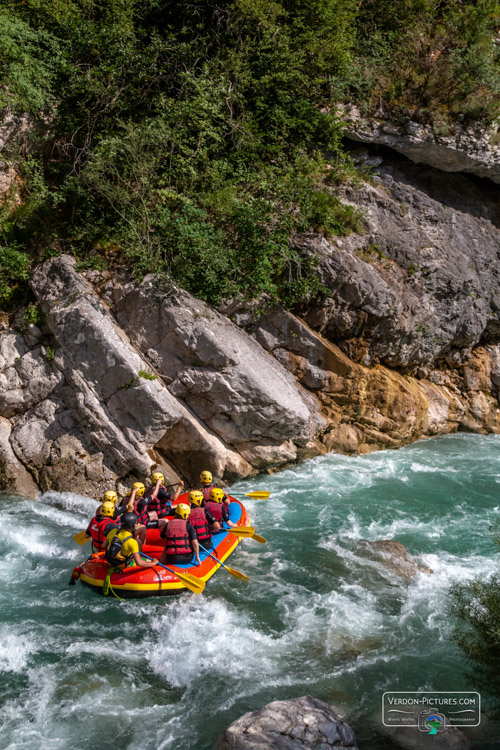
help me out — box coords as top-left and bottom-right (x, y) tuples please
(1, 433), (500, 750)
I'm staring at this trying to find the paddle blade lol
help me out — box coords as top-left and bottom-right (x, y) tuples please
(224, 566), (251, 581)
(228, 527), (255, 537)
(250, 532), (267, 544)
(74, 530), (91, 546)
(174, 570), (205, 594)
(231, 492), (270, 499)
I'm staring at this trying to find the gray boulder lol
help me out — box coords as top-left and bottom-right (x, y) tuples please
(0, 416), (37, 497)
(27, 255), (252, 490)
(214, 697), (358, 750)
(112, 277), (326, 468)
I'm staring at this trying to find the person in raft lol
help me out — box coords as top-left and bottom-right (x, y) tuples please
(199, 470), (230, 507)
(188, 490), (213, 550)
(104, 512), (158, 569)
(145, 471), (184, 518)
(205, 487), (236, 532)
(116, 481), (167, 547)
(159, 503), (201, 566)
(83, 491), (119, 551)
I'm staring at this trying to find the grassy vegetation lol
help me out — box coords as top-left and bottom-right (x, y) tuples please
(452, 523), (500, 718)
(0, 0), (498, 310)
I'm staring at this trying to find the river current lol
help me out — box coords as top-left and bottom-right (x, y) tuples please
(1, 433), (499, 749)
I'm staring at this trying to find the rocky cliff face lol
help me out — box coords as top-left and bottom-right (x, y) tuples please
(0, 126), (499, 497)
(341, 104), (500, 184)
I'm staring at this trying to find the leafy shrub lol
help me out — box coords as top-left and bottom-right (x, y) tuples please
(0, 246), (30, 306)
(0, 0), (497, 313)
(452, 524), (500, 717)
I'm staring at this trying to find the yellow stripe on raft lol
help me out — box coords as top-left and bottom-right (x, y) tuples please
(81, 533), (240, 592)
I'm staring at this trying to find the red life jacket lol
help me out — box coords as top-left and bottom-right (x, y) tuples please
(89, 516), (115, 551)
(164, 519), (191, 556)
(200, 483), (214, 501)
(145, 486), (171, 516)
(205, 501), (223, 523)
(133, 498), (150, 525)
(189, 507), (211, 544)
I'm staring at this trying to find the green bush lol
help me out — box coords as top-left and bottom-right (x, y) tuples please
(0, 246), (31, 306)
(452, 524), (500, 717)
(0, 0), (497, 312)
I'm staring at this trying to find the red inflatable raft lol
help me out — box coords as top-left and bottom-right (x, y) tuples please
(75, 494), (250, 598)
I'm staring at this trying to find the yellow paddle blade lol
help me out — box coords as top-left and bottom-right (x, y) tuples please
(250, 532), (267, 544)
(228, 527), (267, 544)
(172, 569), (205, 594)
(228, 526), (255, 537)
(231, 491), (270, 499)
(74, 530), (91, 545)
(224, 565), (251, 581)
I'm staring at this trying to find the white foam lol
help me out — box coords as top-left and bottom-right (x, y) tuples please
(0, 626), (38, 673)
(38, 490), (98, 516)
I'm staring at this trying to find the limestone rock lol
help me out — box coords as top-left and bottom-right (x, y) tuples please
(113, 277), (326, 468)
(0, 345), (64, 417)
(222, 301), (429, 453)
(357, 540), (433, 579)
(301, 142), (499, 373)
(0, 416), (37, 497)
(28, 255), (252, 490)
(297, 153), (500, 370)
(214, 696), (358, 750)
(342, 104), (500, 184)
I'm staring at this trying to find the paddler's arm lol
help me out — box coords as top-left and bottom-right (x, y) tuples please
(221, 505), (236, 528)
(149, 478), (161, 502)
(132, 551), (158, 568)
(126, 487), (137, 513)
(170, 480), (184, 502)
(192, 539), (201, 566)
(188, 522), (201, 565)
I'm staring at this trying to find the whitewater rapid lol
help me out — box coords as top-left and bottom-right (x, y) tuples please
(0, 433), (499, 749)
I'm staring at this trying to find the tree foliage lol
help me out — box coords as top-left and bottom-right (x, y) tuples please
(452, 524), (500, 717)
(0, 0), (498, 308)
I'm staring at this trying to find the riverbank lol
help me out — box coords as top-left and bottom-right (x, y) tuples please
(1, 243), (499, 499)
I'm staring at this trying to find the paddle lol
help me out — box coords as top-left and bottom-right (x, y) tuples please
(199, 544), (250, 581)
(140, 553), (205, 594)
(74, 530), (91, 545)
(229, 491), (270, 499)
(230, 527), (267, 544)
(214, 526), (267, 544)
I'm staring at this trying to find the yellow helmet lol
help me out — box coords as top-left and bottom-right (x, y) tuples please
(209, 488), (224, 504)
(132, 482), (145, 497)
(152, 471), (164, 484)
(189, 490), (204, 507)
(200, 470), (212, 483)
(175, 503), (191, 520)
(103, 490), (117, 504)
(100, 501), (116, 518)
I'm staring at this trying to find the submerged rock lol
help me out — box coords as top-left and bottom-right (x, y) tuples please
(357, 540), (433, 579)
(214, 696), (358, 750)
